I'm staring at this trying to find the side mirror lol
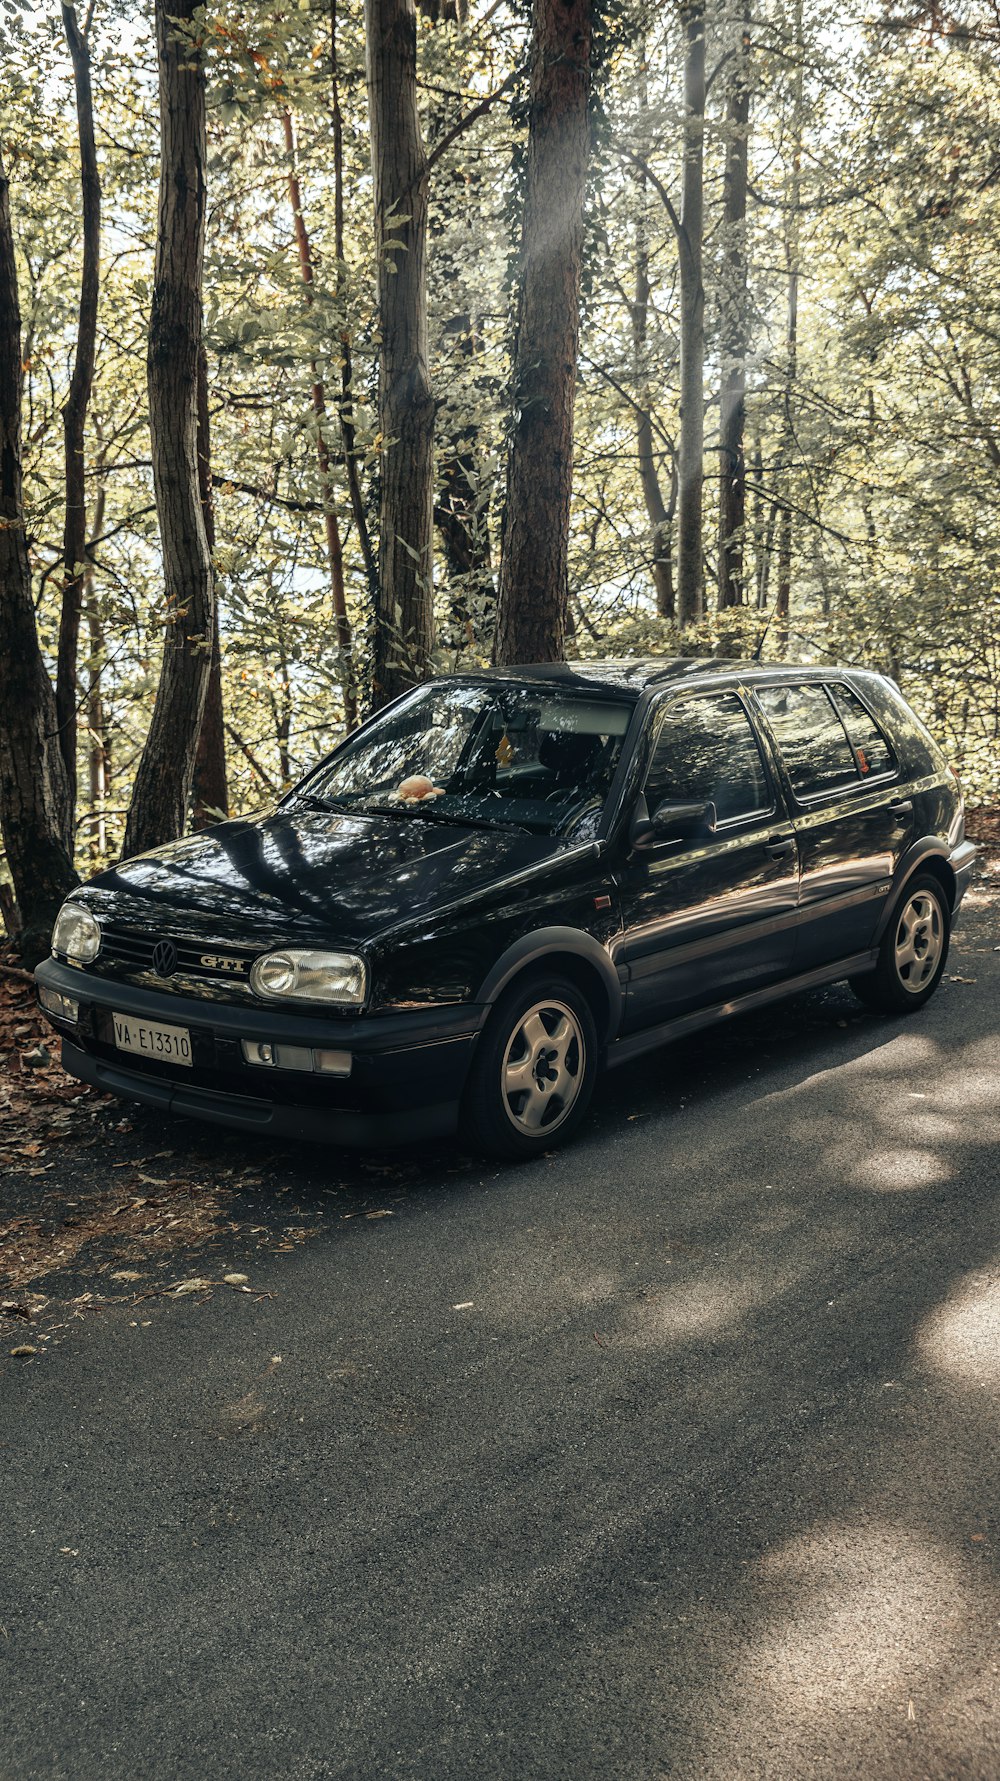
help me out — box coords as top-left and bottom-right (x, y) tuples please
(632, 798), (716, 846)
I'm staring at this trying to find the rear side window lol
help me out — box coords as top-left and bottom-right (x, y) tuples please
(755, 683), (858, 800)
(646, 693), (770, 824)
(829, 683), (896, 779)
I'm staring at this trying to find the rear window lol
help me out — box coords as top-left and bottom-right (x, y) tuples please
(829, 683), (896, 779)
(755, 683), (858, 800)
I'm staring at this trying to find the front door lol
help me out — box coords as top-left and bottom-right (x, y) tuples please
(752, 680), (915, 970)
(618, 691), (800, 1034)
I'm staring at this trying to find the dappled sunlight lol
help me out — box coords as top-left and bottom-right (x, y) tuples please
(917, 1268), (1000, 1389)
(852, 1145), (954, 1192)
(695, 1520), (998, 1773)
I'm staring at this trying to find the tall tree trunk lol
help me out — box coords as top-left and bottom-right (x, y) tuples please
(493, 0), (593, 666)
(632, 86), (675, 620)
(281, 106), (357, 731)
(717, 0), (751, 610)
(191, 342), (229, 827)
(55, 2), (101, 830)
(0, 145), (78, 957)
(364, 0), (435, 705)
(122, 0), (213, 859)
(676, 0), (706, 627)
(774, 0), (803, 649)
(331, 0), (377, 615)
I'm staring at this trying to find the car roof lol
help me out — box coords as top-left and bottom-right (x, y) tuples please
(474, 657), (858, 694)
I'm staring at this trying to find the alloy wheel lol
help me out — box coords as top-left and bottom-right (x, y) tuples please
(501, 999), (586, 1137)
(894, 890), (944, 993)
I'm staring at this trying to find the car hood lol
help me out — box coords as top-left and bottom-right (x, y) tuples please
(80, 807), (564, 950)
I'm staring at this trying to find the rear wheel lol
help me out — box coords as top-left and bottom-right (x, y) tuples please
(461, 973), (599, 1160)
(850, 873), (951, 1013)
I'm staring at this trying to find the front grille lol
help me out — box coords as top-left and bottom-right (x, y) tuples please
(99, 926), (255, 984)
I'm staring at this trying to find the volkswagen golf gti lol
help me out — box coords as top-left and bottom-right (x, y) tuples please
(36, 659), (975, 1158)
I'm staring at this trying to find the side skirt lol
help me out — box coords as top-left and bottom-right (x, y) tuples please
(606, 950), (879, 1069)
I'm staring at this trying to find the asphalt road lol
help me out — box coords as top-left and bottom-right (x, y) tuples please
(3, 886), (999, 1780)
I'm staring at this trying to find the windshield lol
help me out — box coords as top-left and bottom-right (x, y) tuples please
(295, 680), (636, 838)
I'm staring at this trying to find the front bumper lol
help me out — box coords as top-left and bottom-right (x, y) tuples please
(35, 957), (486, 1146)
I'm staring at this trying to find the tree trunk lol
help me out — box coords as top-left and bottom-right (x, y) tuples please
(282, 106), (357, 731)
(774, 0), (804, 650)
(0, 145), (78, 957)
(717, 0), (750, 610)
(676, 0), (706, 627)
(331, 0), (377, 617)
(493, 0), (592, 666)
(364, 0), (435, 705)
(631, 98), (675, 620)
(191, 342), (229, 827)
(55, 4), (101, 828)
(122, 0), (213, 860)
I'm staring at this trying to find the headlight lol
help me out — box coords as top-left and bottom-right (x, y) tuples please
(249, 949), (367, 1006)
(51, 901), (102, 965)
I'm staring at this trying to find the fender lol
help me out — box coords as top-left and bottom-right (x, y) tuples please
(475, 926), (624, 1043)
(873, 837), (955, 943)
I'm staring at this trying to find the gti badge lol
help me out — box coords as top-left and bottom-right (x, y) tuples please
(200, 954), (248, 973)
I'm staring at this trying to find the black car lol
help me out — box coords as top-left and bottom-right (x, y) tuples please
(36, 659), (976, 1158)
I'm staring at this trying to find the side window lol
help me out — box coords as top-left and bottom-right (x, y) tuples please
(829, 683), (897, 779)
(645, 693), (771, 824)
(755, 683), (859, 800)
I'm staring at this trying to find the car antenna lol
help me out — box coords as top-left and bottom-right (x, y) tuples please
(751, 610), (774, 662)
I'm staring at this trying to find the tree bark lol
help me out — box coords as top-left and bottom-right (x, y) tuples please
(676, 0), (706, 627)
(282, 106), (357, 731)
(191, 342), (229, 827)
(0, 145), (78, 957)
(493, 0), (592, 666)
(364, 0), (435, 705)
(717, 0), (751, 610)
(55, 3), (101, 825)
(774, 0), (803, 649)
(122, 0), (213, 859)
(631, 94), (675, 620)
(331, 0), (377, 612)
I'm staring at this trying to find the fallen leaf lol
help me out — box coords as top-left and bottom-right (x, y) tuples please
(223, 1273), (249, 1286)
(111, 1270), (143, 1283)
(10, 1344), (37, 1357)
(171, 1277), (212, 1297)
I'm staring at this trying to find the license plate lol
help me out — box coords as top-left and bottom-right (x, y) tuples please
(112, 1013), (192, 1067)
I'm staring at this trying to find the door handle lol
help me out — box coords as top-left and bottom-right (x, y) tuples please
(765, 837), (795, 860)
(888, 798), (913, 816)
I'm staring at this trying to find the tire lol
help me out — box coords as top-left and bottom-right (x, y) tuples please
(850, 872), (951, 1014)
(461, 972), (599, 1160)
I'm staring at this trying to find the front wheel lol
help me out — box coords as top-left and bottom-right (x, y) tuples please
(461, 973), (599, 1160)
(850, 873), (951, 1013)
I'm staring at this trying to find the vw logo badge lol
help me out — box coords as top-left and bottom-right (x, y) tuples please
(152, 939), (178, 978)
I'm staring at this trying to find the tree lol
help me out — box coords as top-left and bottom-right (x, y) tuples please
(364, 0), (435, 705)
(122, 0), (214, 858)
(676, 0), (706, 626)
(717, 0), (751, 610)
(55, 2), (101, 827)
(493, 0), (593, 665)
(0, 144), (77, 957)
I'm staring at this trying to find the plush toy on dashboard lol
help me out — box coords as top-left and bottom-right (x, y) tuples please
(397, 774), (445, 802)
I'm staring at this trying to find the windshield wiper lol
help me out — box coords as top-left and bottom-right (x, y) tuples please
(294, 790), (349, 813)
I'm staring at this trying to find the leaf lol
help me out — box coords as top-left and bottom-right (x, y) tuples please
(223, 1272), (249, 1285)
(171, 1277), (212, 1297)
(10, 1344), (37, 1357)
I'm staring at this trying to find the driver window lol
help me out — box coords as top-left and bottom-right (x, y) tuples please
(646, 693), (771, 824)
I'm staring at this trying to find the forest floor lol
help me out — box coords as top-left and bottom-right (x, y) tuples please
(2, 818), (999, 1779)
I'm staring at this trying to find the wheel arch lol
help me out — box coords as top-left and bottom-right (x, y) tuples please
(874, 841), (956, 943)
(475, 928), (623, 1045)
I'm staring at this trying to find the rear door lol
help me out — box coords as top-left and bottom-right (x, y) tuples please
(751, 680), (914, 971)
(618, 689), (800, 1033)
